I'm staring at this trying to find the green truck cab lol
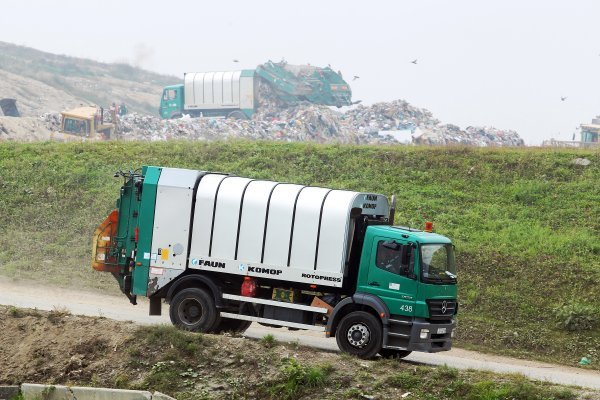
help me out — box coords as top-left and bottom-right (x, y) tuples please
(353, 226), (456, 355)
(93, 167), (457, 359)
(159, 84), (184, 119)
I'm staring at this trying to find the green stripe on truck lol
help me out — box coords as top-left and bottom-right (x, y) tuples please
(132, 166), (161, 296)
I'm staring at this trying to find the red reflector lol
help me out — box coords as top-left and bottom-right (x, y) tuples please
(135, 227), (139, 242)
(241, 276), (257, 297)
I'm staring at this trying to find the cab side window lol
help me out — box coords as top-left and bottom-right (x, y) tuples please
(163, 89), (177, 100)
(375, 240), (414, 276)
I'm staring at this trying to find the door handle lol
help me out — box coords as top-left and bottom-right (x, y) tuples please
(368, 281), (380, 287)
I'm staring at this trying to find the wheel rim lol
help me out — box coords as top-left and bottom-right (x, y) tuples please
(178, 297), (204, 326)
(347, 323), (371, 348)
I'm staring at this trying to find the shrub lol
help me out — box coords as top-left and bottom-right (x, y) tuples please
(261, 333), (276, 348)
(270, 358), (332, 399)
(554, 301), (599, 331)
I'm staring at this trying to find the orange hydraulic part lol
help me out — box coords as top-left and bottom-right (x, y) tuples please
(92, 210), (121, 273)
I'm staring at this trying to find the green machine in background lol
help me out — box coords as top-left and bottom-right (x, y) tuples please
(159, 61), (353, 120)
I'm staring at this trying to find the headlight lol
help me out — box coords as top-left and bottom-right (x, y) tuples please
(420, 329), (429, 339)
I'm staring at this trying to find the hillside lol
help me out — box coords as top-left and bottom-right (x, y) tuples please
(0, 306), (588, 400)
(0, 42), (524, 146)
(0, 141), (598, 368)
(0, 41), (177, 115)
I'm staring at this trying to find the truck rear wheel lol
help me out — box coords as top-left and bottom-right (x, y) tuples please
(379, 348), (412, 359)
(227, 110), (248, 120)
(336, 311), (382, 359)
(169, 288), (219, 332)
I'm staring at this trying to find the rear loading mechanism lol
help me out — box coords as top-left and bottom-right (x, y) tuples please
(93, 166), (458, 359)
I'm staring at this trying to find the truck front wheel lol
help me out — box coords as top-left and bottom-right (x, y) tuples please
(379, 348), (412, 359)
(169, 288), (219, 332)
(336, 311), (382, 359)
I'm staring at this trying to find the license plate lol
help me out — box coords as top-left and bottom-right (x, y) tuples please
(437, 328), (447, 334)
(272, 288), (295, 303)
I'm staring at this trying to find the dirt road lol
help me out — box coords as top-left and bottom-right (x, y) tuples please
(1, 276), (599, 390)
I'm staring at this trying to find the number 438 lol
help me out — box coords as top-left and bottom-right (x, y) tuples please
(399, 305), (413, 313)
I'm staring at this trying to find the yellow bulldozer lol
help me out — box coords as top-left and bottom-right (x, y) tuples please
(57, 106), (118, 140)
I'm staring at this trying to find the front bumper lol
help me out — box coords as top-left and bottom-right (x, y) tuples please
(383, 316), (456, 353)
(407, 318), (455, 352)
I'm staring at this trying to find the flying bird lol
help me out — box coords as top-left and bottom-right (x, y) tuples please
(232, 59), (239, 63)
(353, 75), (360, 81)
(560, 96), (567, 101)
(411, 59), (418, 64)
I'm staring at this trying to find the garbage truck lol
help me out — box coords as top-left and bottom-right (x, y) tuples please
(93, 167), (457, 359)
(159, 61), (353, 120)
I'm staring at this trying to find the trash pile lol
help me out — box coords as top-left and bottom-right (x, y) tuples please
(117, 108), (359, 143)
(340, 100), (524, 146)
(31, 98), (524, 146)
(40, 112), (61, 131)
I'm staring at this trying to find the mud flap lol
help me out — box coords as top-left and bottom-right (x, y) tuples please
(149, 297), (162, 316)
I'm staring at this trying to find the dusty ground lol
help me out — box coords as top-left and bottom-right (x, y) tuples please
(0, 116), (56, 141)
(0, 69), (86, 117)
(0, 305), (597, 400)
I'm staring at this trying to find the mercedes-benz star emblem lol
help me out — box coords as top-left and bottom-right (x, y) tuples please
(441, 300), (448, 314)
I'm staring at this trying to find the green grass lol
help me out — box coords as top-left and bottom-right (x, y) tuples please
(261, 333), (277, 348)
(0, 141), (598, 367)
(266, 357), (333, 399)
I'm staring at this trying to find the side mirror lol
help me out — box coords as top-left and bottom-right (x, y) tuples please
(383, 240), (400, 250)
(401, 245), (417, 280)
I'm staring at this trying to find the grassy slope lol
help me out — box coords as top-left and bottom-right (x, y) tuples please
(0, 141), (598, 368)
(0, 306), (587, 400)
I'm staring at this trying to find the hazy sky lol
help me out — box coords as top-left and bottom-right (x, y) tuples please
(2, 0), (600, 144)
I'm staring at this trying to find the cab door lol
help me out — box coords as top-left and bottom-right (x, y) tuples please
(361, 236), (417, 316)
(160, 87), (182, 119)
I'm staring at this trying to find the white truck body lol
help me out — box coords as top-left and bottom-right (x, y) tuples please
(183, 71), (256, 111)
(147, 167), (389, 291)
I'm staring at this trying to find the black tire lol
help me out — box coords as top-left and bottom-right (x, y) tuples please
(227, 110), (248, 120)
(169, 288), (219, 332)
(379, 348), (412, 359)
(336, 311), (382, 359)
(214, 318), (252, 334)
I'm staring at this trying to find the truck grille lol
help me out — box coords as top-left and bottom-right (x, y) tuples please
(427, 299), (457, 321)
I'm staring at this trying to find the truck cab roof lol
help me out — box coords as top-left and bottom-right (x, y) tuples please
(368, 225), (452, 245)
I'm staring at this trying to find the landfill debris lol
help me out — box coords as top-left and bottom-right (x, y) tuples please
(0, 98), (20, 117)
(7, 98), (524, 146)
(579, 357), (591, 365)
(113, 99), (523, 146)
(40, 112), (62, 131)
(572, 158), (591, 166)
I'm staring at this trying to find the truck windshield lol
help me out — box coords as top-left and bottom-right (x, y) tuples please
(420, 244), (456, 284)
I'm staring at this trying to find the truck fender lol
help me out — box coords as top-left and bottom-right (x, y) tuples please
(165, 274), (223, 307)
(326, 293), (390, 338)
